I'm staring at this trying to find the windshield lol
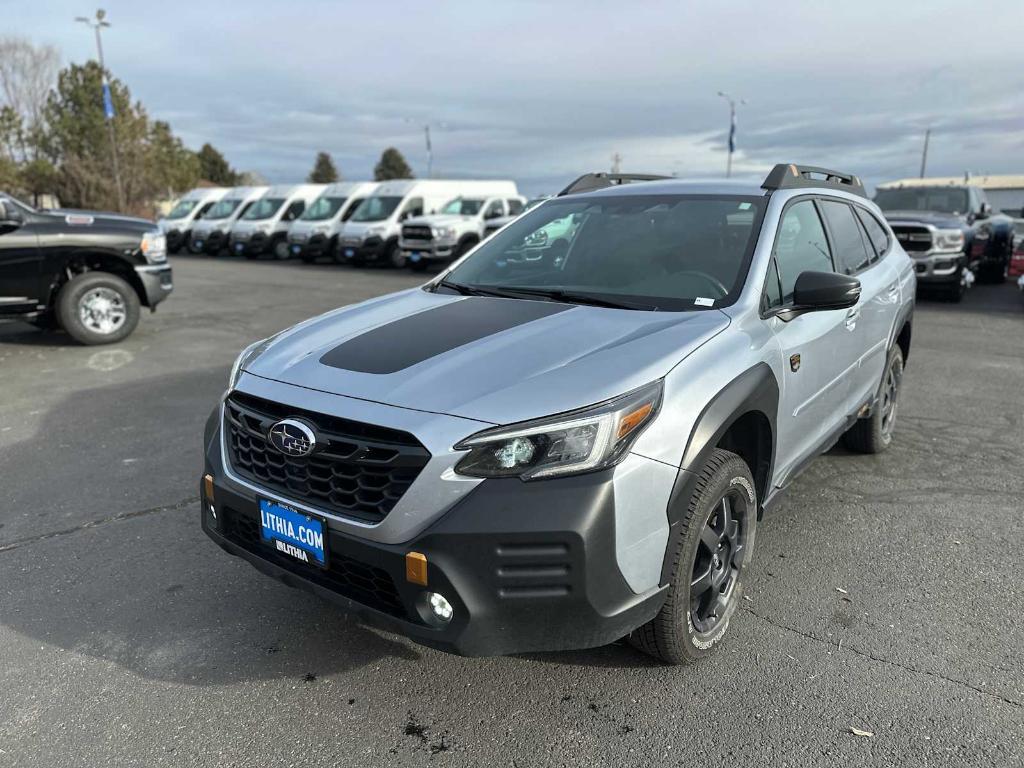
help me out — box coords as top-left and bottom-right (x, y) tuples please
(441, 198), (485, 216)
(165, 199), (198, 220)
(874, 187), (969, 215)
(205, 199), (242, 220)
(300, 196), (347, 221)
(241, 197), (286, 220)
(349, 196), (403, 222)
(441, 195), (766, 311)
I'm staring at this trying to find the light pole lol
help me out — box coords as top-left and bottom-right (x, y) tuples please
(75, 9), (125, 211)
(919, 128), (931, 179)
(717, 91), (745, 178)
(405, 119), (448, 178)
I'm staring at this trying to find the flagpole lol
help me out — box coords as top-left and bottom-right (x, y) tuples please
(717, 91), (745, 179)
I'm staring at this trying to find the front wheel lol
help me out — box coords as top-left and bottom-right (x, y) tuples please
(272, 238), (291, 260)
(843, 344), (904, 454)
(386, 242), (405, 269)
(56, 272), (141, 345)
(629, 448), (757, 664)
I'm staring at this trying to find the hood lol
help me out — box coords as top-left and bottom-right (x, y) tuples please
(244, 289), (730, 425)
(45, 209), (154, 235)
(405, 214), (474, 228)
(881, 209), (967, 229)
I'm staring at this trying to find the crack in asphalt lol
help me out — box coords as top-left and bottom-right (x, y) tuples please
(0, 496), (197, 554)
(744, 607), (1023, 710)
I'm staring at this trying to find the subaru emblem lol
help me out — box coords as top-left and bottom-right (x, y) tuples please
(267, 419), (316, 457)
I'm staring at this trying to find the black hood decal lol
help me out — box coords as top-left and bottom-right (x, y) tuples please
(319, 297), (572, 374)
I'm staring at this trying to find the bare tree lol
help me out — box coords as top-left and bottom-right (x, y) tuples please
(0, 36), (60, 161)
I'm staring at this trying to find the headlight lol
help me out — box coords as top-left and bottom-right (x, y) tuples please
(216, 222), (231, 233)
(454, 381), (662, 480)
(228, 336), (278, 390)
(934, 229), (965, 252)
(140, 231), (167, 263)
(365, 226), (385, 237)
(312, 225), (330, 235)
(257, 222), (273, 234)
(434, 226), (457, 239)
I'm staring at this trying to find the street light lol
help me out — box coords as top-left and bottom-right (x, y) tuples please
(75, 9), (125, 211)
(717, 91), (746, 178)
(404, 119), (448, 178)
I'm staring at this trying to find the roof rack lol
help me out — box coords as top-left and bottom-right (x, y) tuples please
(558, 172), (671, 197)
(761, 164), (866, 198)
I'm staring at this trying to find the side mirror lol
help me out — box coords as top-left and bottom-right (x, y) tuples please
(0, 203), (22, 230)
(977, 202), (991, 220)
(778, 271), (860, 321)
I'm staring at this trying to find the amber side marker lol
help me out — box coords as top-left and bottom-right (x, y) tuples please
(203, 474), (215, 502)
(405, 552), (428, 586)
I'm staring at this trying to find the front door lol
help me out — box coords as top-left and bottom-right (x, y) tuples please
(0, 201), (42, 314)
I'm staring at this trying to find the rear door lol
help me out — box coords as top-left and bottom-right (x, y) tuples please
(763, 198), (855, 480)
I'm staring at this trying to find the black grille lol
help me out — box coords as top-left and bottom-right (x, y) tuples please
(892, 225), (932, 252)
(402, 225), (433, 242)
(224, 393), (430, 524)
(221, 506), (406, 617)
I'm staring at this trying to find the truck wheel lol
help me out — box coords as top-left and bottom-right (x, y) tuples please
(843, 345), (903, 454)
(454, 237), (478, 259)
(272, 239), (291, 260)
(629, 448), (757, 665)
(386, 242), (406, 269)
(56, 272), (140, 345)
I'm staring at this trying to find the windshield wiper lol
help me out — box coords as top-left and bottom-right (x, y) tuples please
(494, 286), (656, 311)
(433, 280), (525, 300)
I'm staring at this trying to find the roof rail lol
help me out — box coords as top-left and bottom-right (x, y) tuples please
(761, 164), (866, 198)
(558, 172), (671, 197)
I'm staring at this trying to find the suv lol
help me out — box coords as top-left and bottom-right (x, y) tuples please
(874, 183), (1015, 300)
(400, 194), (527, 270)
(0, 192), (172, 344)
(201, 165), (914, 663)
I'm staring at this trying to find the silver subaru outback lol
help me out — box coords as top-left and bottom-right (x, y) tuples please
(201, 164), (915, 664)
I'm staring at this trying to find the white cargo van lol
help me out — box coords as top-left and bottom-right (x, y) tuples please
(187, 186), (269, 255)
(158, 187), (229, 253)
(339, 180), (518, 268)
(229, 184), (326, 259)
(286, 181), (379, 263)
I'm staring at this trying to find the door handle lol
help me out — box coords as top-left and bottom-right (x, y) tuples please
(845, 308), (859, 331)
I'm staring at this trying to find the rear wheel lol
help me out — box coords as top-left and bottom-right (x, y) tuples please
(843, 345), (904, 454)
(629, 448), (757, 664)
(386, 241), (406, 269)
(56, 272), (140, 345)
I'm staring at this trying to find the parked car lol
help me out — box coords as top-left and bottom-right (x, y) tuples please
(187, 186), (268, 255)
(0, 192), (171, 344)
(400, 189), (526, 270)
(157, 187), (228, 253)
(1007, 219), (1024, 280)
(874, 183), (1015, 300)
(201, 165), (914, 664)
(229, 184), (326, 260)
(339, 180), (519, 268)
(286, 182), (378, 264)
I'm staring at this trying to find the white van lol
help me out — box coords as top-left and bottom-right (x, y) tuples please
(158, 187), (229, 253)
(286, 181), (379, 263)
(187, 186), (268, 255)
(339, 180), (519, 268)
(229, 184), (327, 259)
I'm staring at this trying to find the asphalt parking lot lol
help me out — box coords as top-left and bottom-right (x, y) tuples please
(1, 255), (1021, 767)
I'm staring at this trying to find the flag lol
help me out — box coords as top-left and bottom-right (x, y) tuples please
(728, 109), (736, 153)
(102, 80), (115, 120)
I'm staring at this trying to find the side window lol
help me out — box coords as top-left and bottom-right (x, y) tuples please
(773, 200), (833, 304)
(762, 257), (783, 312)
(506, 198), (524, 216)
(854, 207), (889, 262)
(400, 197), (423, 220)
(819, 200), (871, 275)
(341, 198), (364, 222)
(484, 200), (505, 219)
(284, 201), (305, 221)
(237, 201), (255, 218)
(196, 201), (215, 220)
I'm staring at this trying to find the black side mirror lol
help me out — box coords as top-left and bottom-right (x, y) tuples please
(778, 271), (860, 321)
(976, 203), (991, 220)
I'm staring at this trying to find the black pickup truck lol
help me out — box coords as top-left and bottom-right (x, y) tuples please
(874, 184), (1015, 301)
(0, 192), (172, 344)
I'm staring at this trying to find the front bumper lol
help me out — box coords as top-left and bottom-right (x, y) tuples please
(290, 233), (335, 260)
(201, 409), (666, 656)
(191, 229), (230, 254)
(911, 252), (966, 284)
(338, 236), (388, 262)
(134, 264), (173, 307)
(231, 232), (271, 256)
(400, 240), (457, 263)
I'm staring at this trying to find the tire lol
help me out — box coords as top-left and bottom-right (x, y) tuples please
(56, 272), (140, 345)
(385, 241), (405, 269)
(272, 238), (291, 260)
(629, 448), (758, 665)
(454, 237), (478, 259)
(842, 344), (904, 454)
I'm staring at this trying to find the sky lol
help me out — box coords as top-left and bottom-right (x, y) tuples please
(6, 0), (1024, 195)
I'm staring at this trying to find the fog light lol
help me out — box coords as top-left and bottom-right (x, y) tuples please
(427, 592), (453, 622)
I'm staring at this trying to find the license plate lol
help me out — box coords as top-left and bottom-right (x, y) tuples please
(195, 240), (203, 248)
(291, 244), (301, 254)
(259, 499), (328, 568)
(344, 248), (355, 257)
(410, 252), (421, 262)
(235, 243), (244, 253)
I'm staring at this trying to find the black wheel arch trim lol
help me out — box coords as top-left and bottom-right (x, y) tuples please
(659, 362), (778, 585)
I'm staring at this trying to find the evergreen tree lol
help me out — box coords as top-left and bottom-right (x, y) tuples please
(307, 151), (339, 183)
(373, 147), (414, 181)
(197, 143), (239, 185)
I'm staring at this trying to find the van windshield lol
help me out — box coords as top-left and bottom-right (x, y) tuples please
(441, 198), (485, 215)
(300, 197), (347, 221)
(241, 198), (286, 220)
(440, 194), (766, 312)
(349, 196), (403, 222)
(165, 199), (198, 220)
(205, 199), (242, 220)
